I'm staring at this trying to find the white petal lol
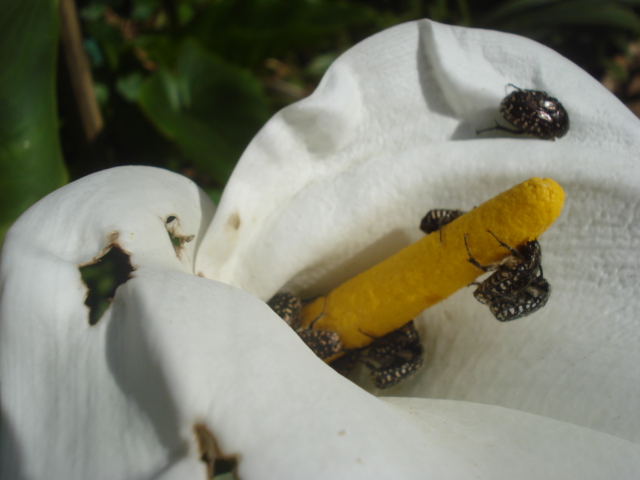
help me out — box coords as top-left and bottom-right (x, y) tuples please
(384, 397), (640, 479)
(196, 19), (640, 441)
(0, 167), (214, 477)
(4, 165), (214, 272)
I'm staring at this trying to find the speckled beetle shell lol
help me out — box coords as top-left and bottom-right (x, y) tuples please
(360, 321), (424, 389)
(419, 209), (464, 235)
(500, 87), (569, 140)
(268, 292), (344, 360)
(464, 233), (551, 322)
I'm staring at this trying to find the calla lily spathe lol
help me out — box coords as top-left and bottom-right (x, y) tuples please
(2, 19), (640, 479)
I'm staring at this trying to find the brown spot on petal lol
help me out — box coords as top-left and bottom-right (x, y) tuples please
(227, 212), (241, 231)
(194, 423), (241, 479)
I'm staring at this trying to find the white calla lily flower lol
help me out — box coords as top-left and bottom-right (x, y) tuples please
(2, 19), (640, 479)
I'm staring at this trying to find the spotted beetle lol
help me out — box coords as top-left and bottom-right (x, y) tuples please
(267, 292), (343, 360)
(464, 231), (551, 321)
(420, 208), (464, 242)
(357, 321), (424, 389)
(477, 84), (569, 140)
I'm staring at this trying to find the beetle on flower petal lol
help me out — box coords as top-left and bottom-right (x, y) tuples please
(478, 84), (569, 140)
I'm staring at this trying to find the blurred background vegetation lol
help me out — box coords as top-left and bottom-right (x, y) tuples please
(3, 0), (640, 242)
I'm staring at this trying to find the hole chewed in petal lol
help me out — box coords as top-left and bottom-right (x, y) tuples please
(165, 215), (195, 258)
(194, 423), (239, 479)
(80, 242), (135, 325)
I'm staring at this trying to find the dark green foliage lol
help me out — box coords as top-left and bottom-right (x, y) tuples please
(188, 0), (382, 69)
(0, 1), (68, 243)
(474, 0), (640, 78)
(58, 0), (388, 196)
(137, 39), (271, 184)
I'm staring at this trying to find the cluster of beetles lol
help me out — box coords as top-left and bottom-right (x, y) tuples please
(269, 85), (569, 389)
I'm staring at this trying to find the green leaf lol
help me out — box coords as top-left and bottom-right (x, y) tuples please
(116, 72), (146, 102)
(189, 0), (382, 69)
(477, 0), (560, 23)
(601, 0), (640, 6)
(0, 1), (68, 243)
(480, 0), (640, 34)
(137, 39), (270, 184)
